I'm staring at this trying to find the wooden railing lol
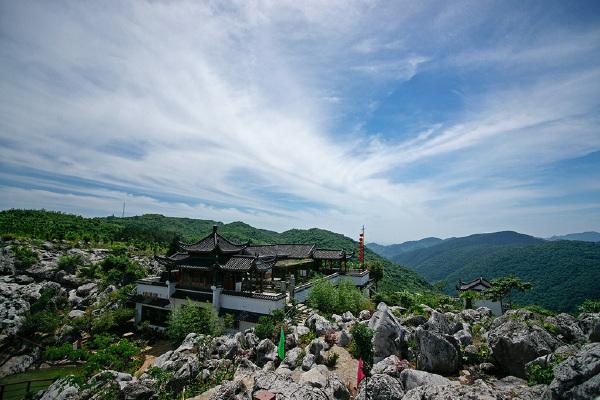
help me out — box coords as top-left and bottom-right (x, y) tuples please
(0, 377), (57, 400)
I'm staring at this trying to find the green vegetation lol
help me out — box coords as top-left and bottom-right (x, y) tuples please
(307, 279), (373, 316)
(368, 261), (384, 289)
(484, 276), (532, 308)
(350, 323), (374, 375)
(578, 299), (600, 314)
(390, 231), (600, 313)
(166, 300), (222, 342)
(324, 352), (339, 368)
(526, 355), (566, 386)
(43, 337), (143, 377)
(374, 288), (461, 314)
(57, 253), (84, 273)
(0, 209), (432, 292)
(12, 245), (39, 269)
(254, 315), (276, 341)
(0, 367), (82, 400)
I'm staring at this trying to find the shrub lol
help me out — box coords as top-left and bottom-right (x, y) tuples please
(254, 315), (275, 341)
(325, 352), (339, 368)
(521, 304), (556, 317)
(222, 313), (235, 330)
(167, 300), (221, 342)
(91, 307), (134, 334)
(526, 355), (566, 386)
(307, 279), (372, 316)
(323, 329), (337, 347)
(298, 331), (317, 348)
(58, 254), (83, 273)
(83, 339), (142, 376)
(22, 310), (62, 336)
(100, 255), (146, 286)
(578, 299), (600, 314)
(13, 245), (38, 269)
(350, 322), (374, 375)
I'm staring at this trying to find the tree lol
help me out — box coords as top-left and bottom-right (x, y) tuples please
(459, 290), (479, 309)
(167, 299), (221, 342)
(484, 275), (532, 311)
(350, 322), (374, 375)
(368, 261), (384, 290)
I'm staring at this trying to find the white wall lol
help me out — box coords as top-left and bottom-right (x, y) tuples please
(348, 272), (370, 287)
(221, 294), (285, 315)
(136, 283), (170, 299)
(474, 299), (502, 316)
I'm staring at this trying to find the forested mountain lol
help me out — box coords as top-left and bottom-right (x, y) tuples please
(0, 209), (431, 292)
(367, 237), (443, 259)
(391, 231), (600, 313)
(548, 231), (600, 242)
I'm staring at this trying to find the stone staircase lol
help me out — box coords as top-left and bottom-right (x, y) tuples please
(291, 302), (312, 326)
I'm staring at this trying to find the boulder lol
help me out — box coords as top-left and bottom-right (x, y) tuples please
(342, 311), (355, 322)
(306, 338), (326, 363)
(306, 313), (333, 335)
(356, 373), (404, 400)
(425, 311), (450, 334)
(453, 329), (472, 347)
(543, 342), (600, 400)
(256, 339), (278, 367)
(68, 310), (86, 319)
(368, 303), (409, 362)
(253, 371), (329, 399)
(399, 368), (453, 391)
(414, 327), (460, 375)
(358, 310), (371, 321)
(302, 353), (316, 371)
(37, 377), (80, 400)
(120, 380), (155, 400)
(282, 347), (303, 369)
(488, 311), (560, 378)
(0, 353), (36, 378)
(299, 368), (327, 388)
(338, 329), (352, 348)
(402, 315), (427, 327)
(544, 313), (586, 343)
(577, 313), (600, 342)
(403, 378), (544, 400)
(371, 355), (406, 378)
(76, 282), (97, 297)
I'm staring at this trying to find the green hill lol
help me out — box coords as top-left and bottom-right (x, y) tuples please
(367, 237), (443, 259)
(391, 232), (600, 313)
(0, 209), (431, 292)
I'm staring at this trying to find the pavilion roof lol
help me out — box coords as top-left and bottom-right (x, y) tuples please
(274, 244), (315, 258)
(219, 255), (276, 272)
(457, 277), (492, 291)
(313, 248), (352, 260)
(178, 225), (248, 254)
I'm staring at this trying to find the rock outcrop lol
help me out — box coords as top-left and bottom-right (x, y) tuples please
(543, 342), (600, 400)
(488, 310), (560, 378)
(368, 303), (409, 362)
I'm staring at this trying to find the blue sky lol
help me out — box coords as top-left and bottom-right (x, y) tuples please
(1, 1), (599, 243)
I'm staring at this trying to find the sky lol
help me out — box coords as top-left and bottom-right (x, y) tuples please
(1, 1), (600, 244)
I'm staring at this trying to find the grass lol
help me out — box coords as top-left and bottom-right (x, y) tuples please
(0, 366), (81, 400)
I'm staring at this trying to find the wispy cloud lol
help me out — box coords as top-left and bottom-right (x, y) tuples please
(0, 1), (599, 243)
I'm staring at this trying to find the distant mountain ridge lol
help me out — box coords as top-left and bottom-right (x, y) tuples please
(0, 209), (431, 292)
(388, 231), (599, 313)
(367, 237), (443, 259)
(548, 231), (600, 242)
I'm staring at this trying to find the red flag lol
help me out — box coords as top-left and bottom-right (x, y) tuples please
(357, 358), (365, 387)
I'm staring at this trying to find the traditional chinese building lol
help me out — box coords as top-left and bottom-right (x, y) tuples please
(456, 277), (502, 315)
(135, 225), (371, 330)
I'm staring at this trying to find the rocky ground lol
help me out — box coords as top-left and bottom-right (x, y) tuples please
(35, 301), (600, 400)
(0, 240), (160, 378)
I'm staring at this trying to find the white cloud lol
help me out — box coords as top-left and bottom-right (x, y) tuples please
(0, 1), (599, 243)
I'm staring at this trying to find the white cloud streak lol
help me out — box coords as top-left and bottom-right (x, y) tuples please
(0, 1), (599, 243)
